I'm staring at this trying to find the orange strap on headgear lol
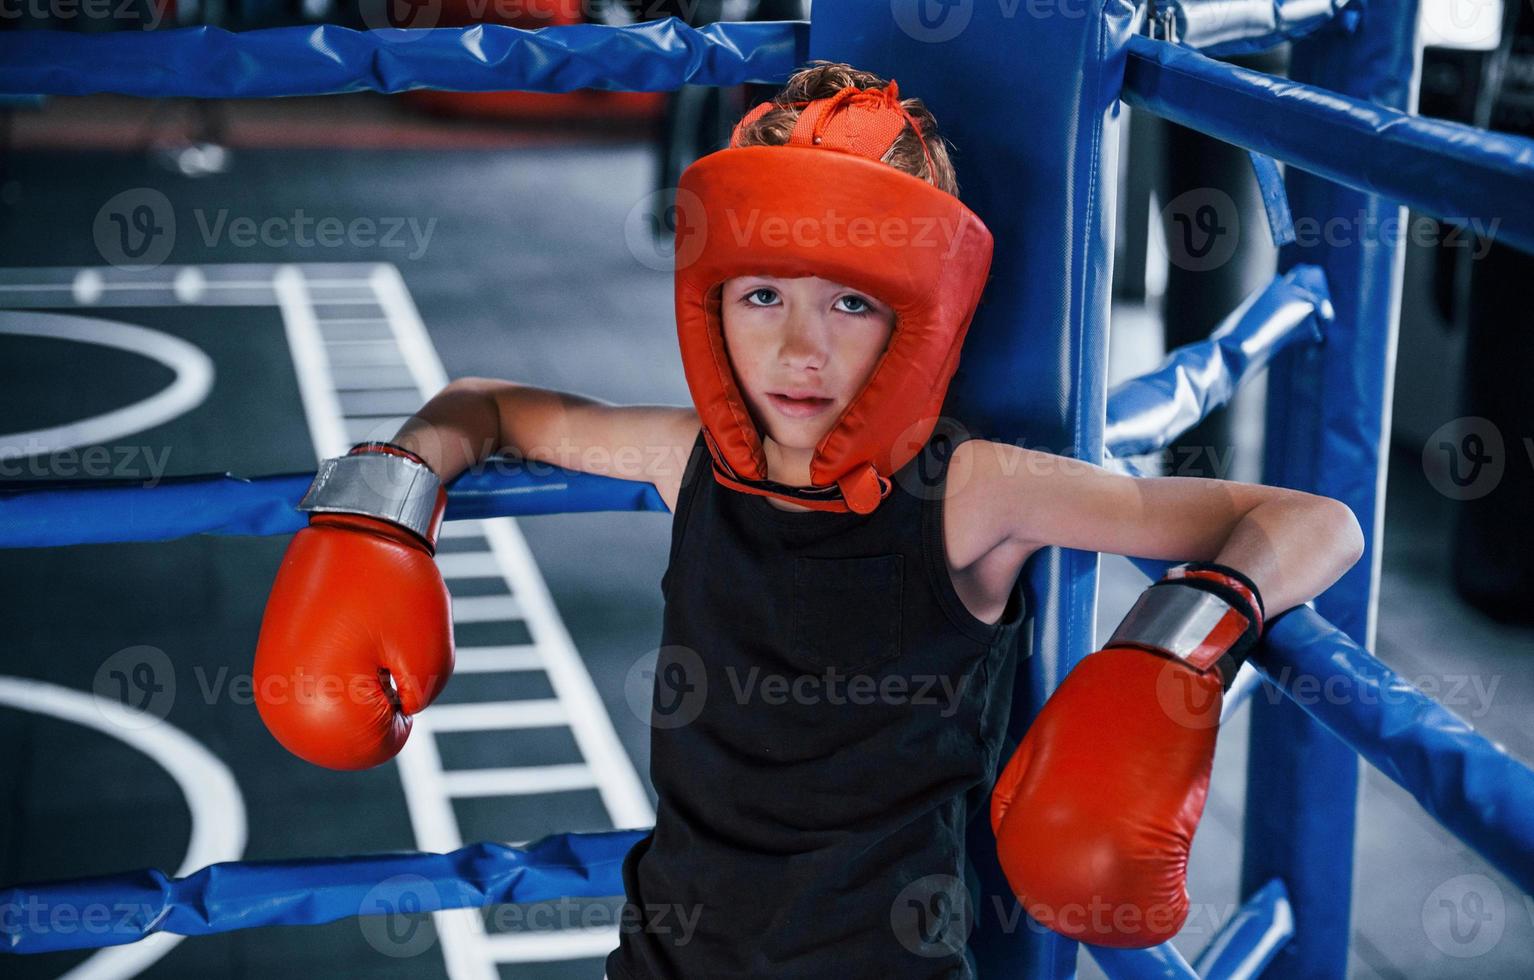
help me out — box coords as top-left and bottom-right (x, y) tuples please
(675, 80), (995, 514)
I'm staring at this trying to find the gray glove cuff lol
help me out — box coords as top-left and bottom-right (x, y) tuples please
(298, 452), (444, 545)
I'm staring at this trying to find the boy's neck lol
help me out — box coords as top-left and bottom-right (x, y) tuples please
(761, 437), (817, 512)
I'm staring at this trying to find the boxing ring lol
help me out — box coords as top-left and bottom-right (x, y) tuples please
(3, 3), (1534, 978)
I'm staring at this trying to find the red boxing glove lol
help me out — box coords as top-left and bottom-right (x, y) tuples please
(254, 442), (453, 770)
(990, 562), (1264, 947)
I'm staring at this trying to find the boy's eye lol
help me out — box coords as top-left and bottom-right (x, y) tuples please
(739, 287), (876, 316)
(837, 295), (873, 316)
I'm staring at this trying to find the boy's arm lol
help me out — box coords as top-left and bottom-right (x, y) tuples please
(253, 380), (697, 771)
(976, 442), (1364, 616)
(392, 376), (699, 499)
(984, 441), (1365, 948)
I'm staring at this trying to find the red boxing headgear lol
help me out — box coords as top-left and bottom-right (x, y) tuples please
(674, 80), (995, 514)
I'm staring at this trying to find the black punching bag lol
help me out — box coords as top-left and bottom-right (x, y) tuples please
(1157, 48), (1286, 481)
(1450, 0), (1534, 624)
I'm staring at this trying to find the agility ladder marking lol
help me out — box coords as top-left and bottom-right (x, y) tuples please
(275, 262), (652, 980)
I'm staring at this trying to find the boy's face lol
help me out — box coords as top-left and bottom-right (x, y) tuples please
(720, 275), (896, 453)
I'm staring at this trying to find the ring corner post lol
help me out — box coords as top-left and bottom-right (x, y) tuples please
(1243, 0), (1423, 976)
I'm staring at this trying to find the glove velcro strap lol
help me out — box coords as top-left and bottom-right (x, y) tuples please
(1167, 560), (1266, 634)
(1106, 570), (1260, 690)
(298, 449), (446, 549)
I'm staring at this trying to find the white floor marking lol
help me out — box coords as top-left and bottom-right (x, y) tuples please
(439, 764), (598, 797)
(0, 311), (214, 462)
(0, 676), (247, 980)
(2, 262), (652, 977)
(272, 266), (350, 461)
(453, 647), (545, 673)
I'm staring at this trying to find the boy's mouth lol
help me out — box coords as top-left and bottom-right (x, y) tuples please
(766, 391), (835, 419)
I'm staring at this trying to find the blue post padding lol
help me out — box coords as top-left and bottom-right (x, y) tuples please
(0, 463), (667, 549)
(1192, 879), (1294, 979)
(0, 20), (806, 98)
(1246, 150), (1296, 248)
(0, 829), (647, 955)
(1122, 34), (1534, 255)
(1088, 940), (1199, 979)
(1105, 264), (1329, 459)
(1241, 2), (1419, 973)
(1251, 606), (1534, 895)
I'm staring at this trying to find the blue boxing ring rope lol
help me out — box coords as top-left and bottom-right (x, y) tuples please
(3, 6), (1534, 979)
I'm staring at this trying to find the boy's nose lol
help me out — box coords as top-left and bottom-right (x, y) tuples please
(777, 315), (827, 370)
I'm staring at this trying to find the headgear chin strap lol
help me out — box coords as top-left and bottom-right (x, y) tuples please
(674, 80), (996, 514)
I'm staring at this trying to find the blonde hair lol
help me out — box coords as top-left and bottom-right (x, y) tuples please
(729, 60), (960, 198)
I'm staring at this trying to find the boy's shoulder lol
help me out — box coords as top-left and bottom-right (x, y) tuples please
(938, 437), (1019, 559)
(940, 436), (1088, 554)
(651, 409), (704, 514)
(944, 436), (1009, 487)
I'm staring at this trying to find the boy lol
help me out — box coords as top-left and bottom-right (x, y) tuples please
(254, 62), (1364, 977)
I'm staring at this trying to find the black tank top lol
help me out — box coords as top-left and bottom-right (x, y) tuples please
(606, 422), (1028, 980)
